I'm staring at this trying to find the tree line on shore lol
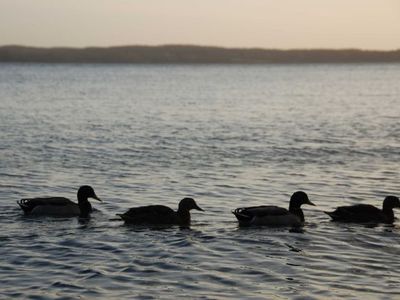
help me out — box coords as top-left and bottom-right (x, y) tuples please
(1, 45), (399, 64)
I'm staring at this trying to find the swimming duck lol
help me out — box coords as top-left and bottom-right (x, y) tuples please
(325, 196), (400, 224)
(117, 197), (204, 225)
(17, 185), (101, 218)
(232, 191), (315, 227)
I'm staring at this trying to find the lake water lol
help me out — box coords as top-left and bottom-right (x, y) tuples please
(0, 63), (399, 299)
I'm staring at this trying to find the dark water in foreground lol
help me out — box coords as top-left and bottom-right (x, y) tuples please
(0, 63), (399, 299)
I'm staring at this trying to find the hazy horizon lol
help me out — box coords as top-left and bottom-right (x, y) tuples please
(1, 0), (399, 50)
(1, 44), (400, 52)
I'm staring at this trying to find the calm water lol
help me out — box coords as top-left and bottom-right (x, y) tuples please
(0, 63), (400, 299)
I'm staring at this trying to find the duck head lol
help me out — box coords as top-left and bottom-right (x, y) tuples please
(77, 185), (101, 203)
(382, 196), (400, 211)
(178, 197), (204, 212)
(289, 191), (315, 209)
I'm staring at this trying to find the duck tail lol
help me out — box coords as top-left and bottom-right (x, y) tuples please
(324, 211), (336, 220)
(17, 199), (31, 214)
(116, 213), (134, 223)
(106, 214), (124, 222)
(232, 208), (252, 223)
(116, 213), (124, 219)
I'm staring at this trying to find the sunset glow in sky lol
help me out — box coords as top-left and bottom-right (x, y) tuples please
(1, 0), (399, 49)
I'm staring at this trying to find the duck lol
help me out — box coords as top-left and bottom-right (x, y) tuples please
(232, 191), (315, 227)
(324, 196), (400, 224)
(17, 185), (101, 218)
(117, 197), (204, 225)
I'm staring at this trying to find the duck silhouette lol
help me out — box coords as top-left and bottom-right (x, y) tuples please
(232, 191), (315, 227)
(117, 197), (203, 226)
(17, 185), (101, 218)
(325, 196), (400, 224)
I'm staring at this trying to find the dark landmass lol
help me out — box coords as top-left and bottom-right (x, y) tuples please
(1, 45), (399, 64)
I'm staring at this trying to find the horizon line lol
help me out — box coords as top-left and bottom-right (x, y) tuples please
(1, 44), (399, 52)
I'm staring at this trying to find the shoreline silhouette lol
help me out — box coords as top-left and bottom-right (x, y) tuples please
(1, 45), (399, 64)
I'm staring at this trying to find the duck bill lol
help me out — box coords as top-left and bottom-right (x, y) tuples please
(307, 200), (316, 206)
(195, 204), (204, 211)
(92, 194), (102, 202)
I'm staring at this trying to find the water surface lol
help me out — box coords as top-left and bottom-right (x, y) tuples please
(0, 63), (399, 299)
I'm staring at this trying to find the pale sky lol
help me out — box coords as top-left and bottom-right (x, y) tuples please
(1, 0), (399, 49)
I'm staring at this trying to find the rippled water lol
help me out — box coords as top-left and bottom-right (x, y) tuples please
(0, 63), (400, 299)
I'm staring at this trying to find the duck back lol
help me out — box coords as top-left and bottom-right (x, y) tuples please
(18, 197), (79, 216)
(233, 205), (300, 226)
(325, 204), (384, 222)
(234, 206), (288, 217)
(118, 205), (178, 224)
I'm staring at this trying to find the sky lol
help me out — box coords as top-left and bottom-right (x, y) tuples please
(0, 0), (399, 50)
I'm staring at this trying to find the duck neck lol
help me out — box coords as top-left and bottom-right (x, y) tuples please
(78, 196), (92, 218)
(289, 205), (304, 222)
(177, 207), (191, 225)
(382, 206), (394, 223)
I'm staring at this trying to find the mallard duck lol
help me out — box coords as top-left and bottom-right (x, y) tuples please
(325, 196), (400, 223)
(17, 185), (101, 218)
(117, 197), (203, 225)
(232, 191), (315, 227)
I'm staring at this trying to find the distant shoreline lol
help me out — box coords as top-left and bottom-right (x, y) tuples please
(1, 45), (400, 64)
